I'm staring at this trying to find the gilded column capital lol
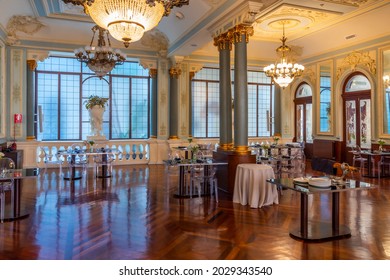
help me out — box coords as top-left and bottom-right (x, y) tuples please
(189, 71), (196, 80)
(213, 32), (233, 51)
(27, 60), (38, 71)
(149, 68), (158, 78)
(231, 24), (254, 44)
(169, 67), (182, 79)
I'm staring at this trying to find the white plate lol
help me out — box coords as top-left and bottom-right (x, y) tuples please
(308, 177), (331, 188)
(309, 185), (332, 192)
(293, 177), (309, 184)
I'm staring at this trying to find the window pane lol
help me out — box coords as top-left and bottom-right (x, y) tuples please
(37, 73), (59, 140)
(131, 78), (149, 138)
(36, 58), (150, 140)
(192, 81), (207, 137)
(207, 83), (219, 137)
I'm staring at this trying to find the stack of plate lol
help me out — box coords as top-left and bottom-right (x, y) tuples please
(308, 177), (331, 191)
(293, 177), (309, 185)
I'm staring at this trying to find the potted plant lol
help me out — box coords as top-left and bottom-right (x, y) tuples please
(378, 139), (386, 151)
(84, 95), (108, 137)
(84, 95), (109, 110)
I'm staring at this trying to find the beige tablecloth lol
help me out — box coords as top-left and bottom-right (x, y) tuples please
(233, 164), (279, 208)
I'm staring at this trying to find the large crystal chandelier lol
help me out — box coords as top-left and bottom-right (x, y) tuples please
(263, 22), (304, 89)
(62, 1), (189, 48)
(74, 25), (126, 79)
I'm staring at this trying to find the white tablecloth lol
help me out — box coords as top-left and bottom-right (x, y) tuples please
(233, 163), (279, 208)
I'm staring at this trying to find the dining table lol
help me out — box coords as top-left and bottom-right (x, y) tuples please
(233, 163), (279, 208)
(174, 158), (227, 198)
(267, 177), (375, 242)
(0, 168), (39, 222)
(58, 148), (118, 180)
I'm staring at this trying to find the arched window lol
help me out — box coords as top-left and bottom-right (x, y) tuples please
(295, 83), (313, 143)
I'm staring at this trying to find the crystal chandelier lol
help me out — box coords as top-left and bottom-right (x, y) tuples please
(74, 25), (126, 79)
(263, 22), (304, 89)
(384, 75), (390, 88)
(62, 1), (189, 48)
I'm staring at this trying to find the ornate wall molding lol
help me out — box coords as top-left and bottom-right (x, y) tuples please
(6, 15), (45, 45)
(336, 51), (376, 80)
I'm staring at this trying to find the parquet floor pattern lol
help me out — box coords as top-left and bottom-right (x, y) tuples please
(1, 162), (390, 260)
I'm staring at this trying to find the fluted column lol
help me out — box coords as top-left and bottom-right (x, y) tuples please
(169, 65), (181, 139)
(214, 32), (233, 150)
(149, 68), (158, 138)
(26, 60), (37, 140)
(232, 24), (253, 154)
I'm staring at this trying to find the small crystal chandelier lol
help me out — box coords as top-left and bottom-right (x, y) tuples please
(74, 25), (127, 79)
(384, 75), (390, 88)
(264, 22), (304, 89)
(62, 1), (189, 48)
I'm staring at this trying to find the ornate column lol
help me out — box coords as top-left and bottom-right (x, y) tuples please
(149, 68), (158, 138)
(232, 24), (254, 154)
(169, 63), (182, 139)
(214, 32), (233, 151)
(26, 60), (37, 141)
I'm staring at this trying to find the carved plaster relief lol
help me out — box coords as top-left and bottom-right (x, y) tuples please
(253, 4), (341, 41)
(319, 0), (370, 7)
(336, 51), (376, 80)
(6, 15), (45, 45)
(141, 30), (169, 52)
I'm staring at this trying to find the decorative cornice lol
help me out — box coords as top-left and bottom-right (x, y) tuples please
(336, 51), (376, 80)
(6, 15), (45, 46)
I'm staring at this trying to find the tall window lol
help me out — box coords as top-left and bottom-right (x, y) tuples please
(295, 83), (313, 143)
(35, 57), (150, 141)
(319, 75), (331, 132)
(246, 70), (274, 137)
(192, 68), (274, 138)
(192, 68), (220, 138)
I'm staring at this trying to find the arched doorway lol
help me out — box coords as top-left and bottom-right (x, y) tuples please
(342, 72), (372, 163)
(294, 82), (313, 158)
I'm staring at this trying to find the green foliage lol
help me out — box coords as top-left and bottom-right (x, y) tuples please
(84, 95), (109, 110)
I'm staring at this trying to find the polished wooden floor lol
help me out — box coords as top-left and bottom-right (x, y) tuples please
(1, 162), (390, 260)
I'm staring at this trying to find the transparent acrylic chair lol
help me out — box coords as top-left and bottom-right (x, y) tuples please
(0, 158), (16, 223)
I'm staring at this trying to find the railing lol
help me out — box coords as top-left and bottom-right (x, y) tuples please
(17, 140), (150, 168)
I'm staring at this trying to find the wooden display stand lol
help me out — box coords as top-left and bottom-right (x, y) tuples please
(213, 149), (256, 195)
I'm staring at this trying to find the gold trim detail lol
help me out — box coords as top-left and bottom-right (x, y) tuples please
(26, 136), (36, 141)
(231, 24), (254, 44)
(149, 68), (157, 78)
(234, 145), (251, 154)
(213, 32), (233, 51)
(169, 67), (182, 79)
(169, 135), (179, 140)
(27, 60), (37, 71)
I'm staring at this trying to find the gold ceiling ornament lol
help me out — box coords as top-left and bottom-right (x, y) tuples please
(63, 0), (189, 48)
(263, 21), (304, 89)
(384, 75), (390, 89)
(74, 25), (126, 79)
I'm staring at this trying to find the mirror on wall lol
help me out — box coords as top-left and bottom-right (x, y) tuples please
(383, 49), (390, 134)
(317, 61), (333, 134)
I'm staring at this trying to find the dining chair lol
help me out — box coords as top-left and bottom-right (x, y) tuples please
(93, 149), (115, 178)
(39, 146), (64, 176)
(189, 164), (218, 202)
(67, 144), (88, 179)
(378, 156), (390, 178)
(0, 157), (16, 223)
(351, 145), (368, 174)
